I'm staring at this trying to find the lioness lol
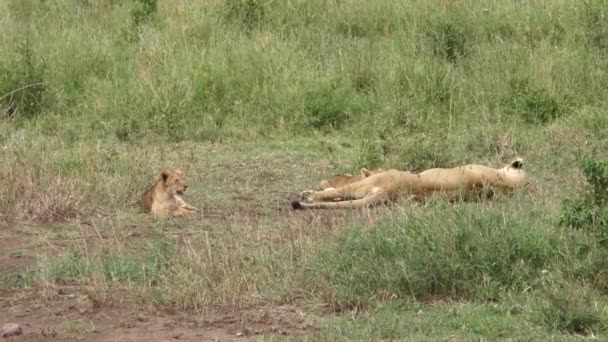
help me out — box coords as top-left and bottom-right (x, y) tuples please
(141, 168), (198, 217)
(318, 167), (384, 190)
(291, 158), (529, 209)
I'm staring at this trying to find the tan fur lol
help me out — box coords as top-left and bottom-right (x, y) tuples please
(291, 158), (530, 209)
(318, 168), (384, 190)
(141, 168), (198, 217)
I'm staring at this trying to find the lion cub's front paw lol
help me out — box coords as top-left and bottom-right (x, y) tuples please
(183, 204), (198, 212)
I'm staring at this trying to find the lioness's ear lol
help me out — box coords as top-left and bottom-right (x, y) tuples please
(161, 171), (170, 183)
(360, 168), (372, 177)
(510, 158), (524, 169)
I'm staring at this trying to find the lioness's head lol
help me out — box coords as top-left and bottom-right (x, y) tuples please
(161, 168), (188, 196)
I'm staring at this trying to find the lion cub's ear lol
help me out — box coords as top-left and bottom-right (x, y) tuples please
(161, 171), (170, 183)
(361, 168), (383, 177)
(360, 168), (372, 177)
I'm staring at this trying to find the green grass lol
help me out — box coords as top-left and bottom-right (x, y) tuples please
(2, 0), (608, 340)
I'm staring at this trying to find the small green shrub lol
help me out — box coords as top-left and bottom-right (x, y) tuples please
(560, 158), (608, 243)
(303, 79), (355, 130)
(46, 251), (92, 285)
(540, 284), (607, 335)
(355, 139), (387, 169)
(150, 107), (187, 142)
(0, 40), (47, 119)
(397, 132), (452, 171)
(115, 119), (142, 142)
(482, 19), (515, 44)
(6, 0), (39, 21)
(582, 0), (608, 51)
(335, 21), (370, 39)
(507, 75), (561, 125)
(0, 268), (35, 288)
(221, 0), (268, 32)
(425, 15), (470, 63)
(349, 55), (376, 93)
(130, 0), (158, 28)
(101, 252), (142, 283)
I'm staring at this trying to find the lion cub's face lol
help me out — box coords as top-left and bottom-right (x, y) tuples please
(161, 168), (188, 196)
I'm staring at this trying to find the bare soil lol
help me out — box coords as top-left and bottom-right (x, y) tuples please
(0, 292), (314, 341)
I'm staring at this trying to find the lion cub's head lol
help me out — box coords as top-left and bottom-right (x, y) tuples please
(161, 168), (188, 196)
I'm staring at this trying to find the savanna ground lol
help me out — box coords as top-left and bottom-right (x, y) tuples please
(2, 0), (608, 340)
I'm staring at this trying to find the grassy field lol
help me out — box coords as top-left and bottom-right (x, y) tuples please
(2, 0), (608, 340)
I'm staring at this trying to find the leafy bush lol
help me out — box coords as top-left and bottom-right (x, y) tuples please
(399, 133), (452, 171)
(355, 139), (387, 169)
(425, 15), (470, 63)
(131, 0), (158, 28)
(507, 75), (561, 125)
(303, 79), (356, 130)
(560, 157), (608, 243)
(582, 0), (608, 51)
(46, 251), (92, 285)
(0, 40), (47, 119)
(540, 283), (607, 335)
(221, 0), (268, 32)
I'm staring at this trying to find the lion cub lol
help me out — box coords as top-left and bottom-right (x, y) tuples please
(318, 167), (384, 190)
(141, 168), (198, 217)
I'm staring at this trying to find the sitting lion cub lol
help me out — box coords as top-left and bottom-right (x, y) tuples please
(141, 168), (198, 217)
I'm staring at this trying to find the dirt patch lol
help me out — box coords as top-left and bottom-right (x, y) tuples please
(0, 236), (35, 273)
(0, 293), (315, 341)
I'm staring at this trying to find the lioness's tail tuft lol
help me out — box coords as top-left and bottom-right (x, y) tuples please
(291, 200), (303, 210)
(290, 194), (304, 210)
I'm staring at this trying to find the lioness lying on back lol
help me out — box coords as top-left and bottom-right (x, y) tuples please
(291, 158), (530, 209)
(318, 168), (384, 190)
(141, 168), (198, 217)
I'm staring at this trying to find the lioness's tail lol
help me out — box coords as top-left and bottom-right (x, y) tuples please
(291, 190), (388, 210)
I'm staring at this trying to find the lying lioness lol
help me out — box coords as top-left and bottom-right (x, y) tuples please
(141, 168), (198, 217)
(291, 158), (530, 209)
(318, 167), (384, 190)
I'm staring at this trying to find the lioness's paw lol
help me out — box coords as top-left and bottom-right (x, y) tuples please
(300, 190), (314, 202)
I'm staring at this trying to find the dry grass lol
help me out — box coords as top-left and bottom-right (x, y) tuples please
(0, 155), (83, 224)
(0, 136), (199, 224)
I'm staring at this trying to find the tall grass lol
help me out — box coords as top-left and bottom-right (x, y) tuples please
(2, 0), (608, 339)
(2, 0), (607, 144)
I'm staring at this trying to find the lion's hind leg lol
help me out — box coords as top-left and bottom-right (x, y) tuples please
(303, 185), (363, 202)
(292, 186), (388, 209)
(291, 185), (386, 209)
